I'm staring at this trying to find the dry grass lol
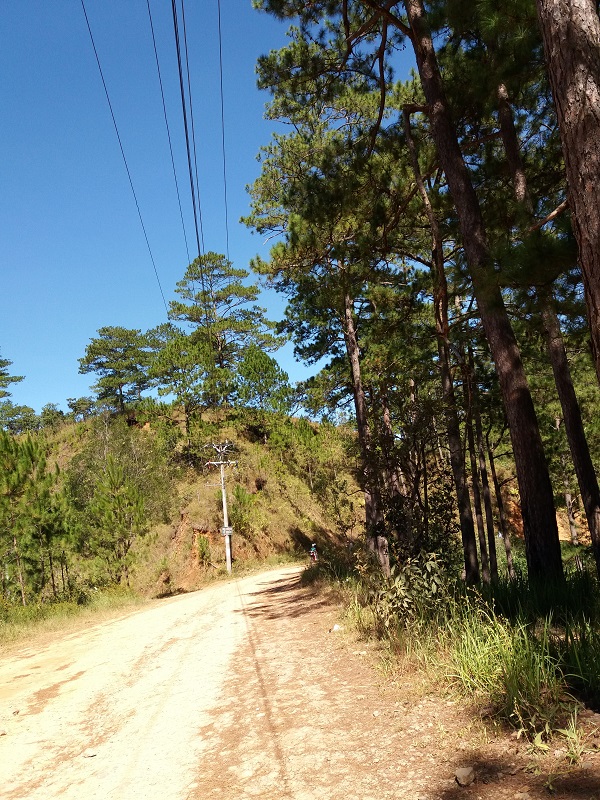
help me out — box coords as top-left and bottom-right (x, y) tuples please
(0, 589), (147, 653)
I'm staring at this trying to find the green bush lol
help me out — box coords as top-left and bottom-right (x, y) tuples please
(196, 535), (211, 564)
(370, 553), (450, 633)
(229, 483), (254, 533)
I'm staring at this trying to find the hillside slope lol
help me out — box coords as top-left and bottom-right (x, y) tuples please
(37, 412), (363, 600)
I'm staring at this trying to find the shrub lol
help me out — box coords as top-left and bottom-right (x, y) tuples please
(196, 535), (211, 564)
(370, 553), (450, 634)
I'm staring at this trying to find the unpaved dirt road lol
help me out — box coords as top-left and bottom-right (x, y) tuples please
(2, 565), (599, 800)
(1, 565), (264, 800)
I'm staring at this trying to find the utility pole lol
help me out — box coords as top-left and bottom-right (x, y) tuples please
(205, 442), (237, 574)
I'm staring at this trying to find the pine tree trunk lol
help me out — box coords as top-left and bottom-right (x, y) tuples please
(540, 291), (600, 574)
(564, 480), (579, 546)
(497, 80), (600, 575)
(422, 440), (429, 540)
(465, 391), (490, 584)
(470, 349), (499, 580)
(381, 394), (403, 499)
(342, 289), (389, 574)
(476, 421), (499, 581)
(13, 534), (26, 606)
(487, 435), (516, 579)
(432, 417), (447, 469)
(403, 110), (479, 582)
(535, 0), (600, 384)
(403, 0), (563, 582)
(49, 549), (57, 598)
(478, 427), (499, 582)
(497, 83), (529, 205)
(183, 402), (191, 447)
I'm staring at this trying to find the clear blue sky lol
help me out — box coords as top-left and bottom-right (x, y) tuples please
(1, 0), (298, 413)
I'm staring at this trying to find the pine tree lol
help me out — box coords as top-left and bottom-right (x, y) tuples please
(66, 397), (96, 422)
(535, 0), (600, 386)
(0, 432), (60, 604)
(88, 455), (148, 586)
(146, 323), (207, 441)
(254, 0), (564, 582)
(0, 350), (24, 400)
(168, 253), (282, 407)
(0, 401), (39, 434)
(237, 344), (294, 414)
(79, 326), (152, 413)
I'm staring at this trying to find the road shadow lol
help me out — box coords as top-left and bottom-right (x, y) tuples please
(433, 748), (600, 799)
(236, 571), (334, 621)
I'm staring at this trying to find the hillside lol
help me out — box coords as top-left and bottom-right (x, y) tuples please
(1, 409), (362, 606)
(132, 414), (363, 596)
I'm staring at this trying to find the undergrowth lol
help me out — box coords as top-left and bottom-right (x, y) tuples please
(306, 542), (600, 743)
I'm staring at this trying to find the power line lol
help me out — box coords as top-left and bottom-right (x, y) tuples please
(146, 0), (191, 268)
(170, 0), (205, 260)
(180, 0), (205, 256)
(170, 0), (216, 351)
(216, 0), (231, 261)
(80, 0), (169, 317)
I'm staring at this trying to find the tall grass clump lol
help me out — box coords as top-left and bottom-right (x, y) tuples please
(442, 600), (511, 698)
(488, 567), (600, 624)
(437, 599), (574, 736)
(496, 619), (570, 734)
(444, 573), (600, 736)
(563, 616), (600, 710)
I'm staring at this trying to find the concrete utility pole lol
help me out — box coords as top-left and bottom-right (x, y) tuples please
(205, 442), (237, 574)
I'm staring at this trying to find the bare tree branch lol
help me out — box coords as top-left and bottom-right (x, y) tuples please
(527, 199), (569, 233)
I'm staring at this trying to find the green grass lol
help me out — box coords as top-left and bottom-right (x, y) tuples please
(0, 588), (145, 650)
(484, 567), (600, 624)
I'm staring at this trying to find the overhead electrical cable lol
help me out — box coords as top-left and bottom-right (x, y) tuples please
(180, 0), (205, 259)
(216, 0), (231, 260)
(146, 0), (191, 267)
(80, 0), (169, 317)
(170, 0), (216, 351)
(170, 0), (205, 260)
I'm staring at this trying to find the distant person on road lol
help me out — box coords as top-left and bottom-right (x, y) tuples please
(310, 543), (318, 563)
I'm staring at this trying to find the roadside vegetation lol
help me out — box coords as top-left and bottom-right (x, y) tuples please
(0, 586), (144, 649)
(306, 539), (600, 752)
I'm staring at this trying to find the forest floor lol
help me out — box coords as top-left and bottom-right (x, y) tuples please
(1, 564), (599, 799)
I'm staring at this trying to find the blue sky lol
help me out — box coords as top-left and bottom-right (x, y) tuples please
(1, 0), (298, 412)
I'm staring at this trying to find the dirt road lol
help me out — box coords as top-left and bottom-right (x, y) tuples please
(1, 565), (599, 800)
(1, 565), (262, 800)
